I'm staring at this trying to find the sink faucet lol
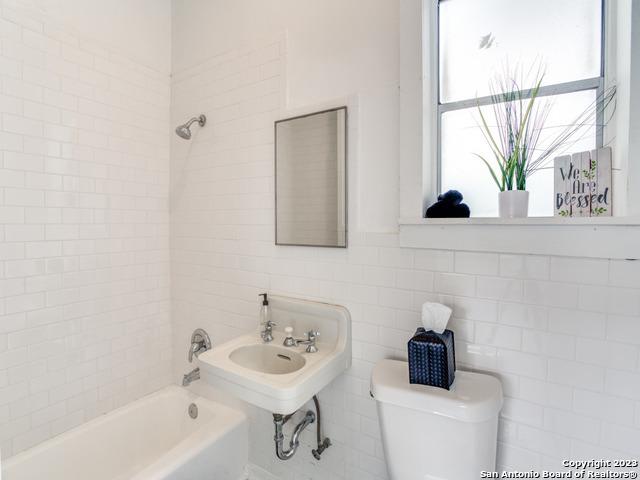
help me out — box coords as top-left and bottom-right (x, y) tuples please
(182, 367), (200, 386)
(295, 330), (320, 353)
(261, 319), (276, 343)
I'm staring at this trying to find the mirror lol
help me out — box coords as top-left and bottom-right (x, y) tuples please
(275, 107), (347, 247)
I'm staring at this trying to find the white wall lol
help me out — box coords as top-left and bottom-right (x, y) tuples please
(171, 2), (640, 479)
(173, 0), (399, 233)
(21, 0), (171, 74)
(0, 0), (172, 457)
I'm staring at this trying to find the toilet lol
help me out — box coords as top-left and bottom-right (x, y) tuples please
(370, 359), (503, 480)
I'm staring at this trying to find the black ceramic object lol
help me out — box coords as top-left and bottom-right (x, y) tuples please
(425, 190), (470, 218)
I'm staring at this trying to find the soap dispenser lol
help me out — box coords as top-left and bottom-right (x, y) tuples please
(259, 293), (275, 343)
(259, 293), (270, 324)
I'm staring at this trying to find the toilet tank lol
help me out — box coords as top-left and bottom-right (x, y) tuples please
(371, 359), (503, 480)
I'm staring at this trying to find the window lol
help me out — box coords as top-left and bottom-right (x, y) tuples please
(436, 0), (605, 217)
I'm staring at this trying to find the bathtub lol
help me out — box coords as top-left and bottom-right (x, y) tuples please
(2, 385), (248, 480)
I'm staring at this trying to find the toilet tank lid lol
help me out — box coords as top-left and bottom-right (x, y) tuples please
(370, 359), (503, 423)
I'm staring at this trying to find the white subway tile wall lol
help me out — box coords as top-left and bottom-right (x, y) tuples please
(171, 38), (640, 480)
(0, 1), (171, 456)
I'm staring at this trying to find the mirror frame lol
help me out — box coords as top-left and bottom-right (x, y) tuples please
(274, 106), (348, 248)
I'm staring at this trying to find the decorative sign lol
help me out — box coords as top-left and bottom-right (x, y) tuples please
(554, 147), (612, 217)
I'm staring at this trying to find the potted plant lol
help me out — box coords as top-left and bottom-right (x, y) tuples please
(476, 67), (615, 218)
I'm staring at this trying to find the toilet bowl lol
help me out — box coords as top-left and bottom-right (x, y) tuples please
(371, 359), (503, 480)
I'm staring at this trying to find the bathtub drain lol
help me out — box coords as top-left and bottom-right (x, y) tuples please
(188, 403), (198, 419)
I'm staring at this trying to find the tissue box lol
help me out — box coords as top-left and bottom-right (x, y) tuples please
(408, 327), (456, 390)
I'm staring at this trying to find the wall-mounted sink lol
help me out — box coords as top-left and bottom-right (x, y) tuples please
(229, 344), (306, 375)
(198, 295), (351, 414)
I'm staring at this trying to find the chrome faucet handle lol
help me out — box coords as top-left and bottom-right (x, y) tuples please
(188, 343), (200, 362)
(305, 330), (319, 353)
(188, 328), (212, 363)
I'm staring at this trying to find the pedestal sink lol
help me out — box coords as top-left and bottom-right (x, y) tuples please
(198, 295), (351, 414)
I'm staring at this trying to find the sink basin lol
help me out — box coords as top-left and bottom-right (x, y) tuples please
(199, 295), (351, 414)
(229, 344), (306, 374)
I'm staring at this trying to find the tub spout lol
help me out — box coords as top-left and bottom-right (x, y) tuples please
(182, 367), (200, 386)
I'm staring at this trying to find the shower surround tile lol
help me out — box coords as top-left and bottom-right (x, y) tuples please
(0, 2), (171, 457)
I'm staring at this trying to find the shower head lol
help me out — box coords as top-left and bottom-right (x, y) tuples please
(175, 114), (206, 140)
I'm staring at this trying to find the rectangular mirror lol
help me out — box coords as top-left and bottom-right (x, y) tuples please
(275, 107), (347, 247)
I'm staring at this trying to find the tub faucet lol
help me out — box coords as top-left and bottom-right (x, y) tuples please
(182, 367), (200, 386)
(188, 328), (212, 363)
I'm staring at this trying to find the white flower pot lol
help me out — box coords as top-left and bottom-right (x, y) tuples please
(499, 190), (529, 218)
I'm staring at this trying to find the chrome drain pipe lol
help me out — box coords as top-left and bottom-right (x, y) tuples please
(273, 410), (315, 460)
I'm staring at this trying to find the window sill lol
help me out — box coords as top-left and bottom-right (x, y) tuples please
(398, 216), (640, 259)
(400, 216), (640, 226)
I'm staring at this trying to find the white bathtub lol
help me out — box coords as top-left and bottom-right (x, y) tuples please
(2, 385), (248, 480)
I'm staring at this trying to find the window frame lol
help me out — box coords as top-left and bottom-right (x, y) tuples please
(434, 0), (607, 208)
(399, 0), (640, 221)
(397, 0), (640, 258)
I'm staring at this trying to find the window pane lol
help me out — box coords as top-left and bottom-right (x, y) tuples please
(440, 89), (597, 217)
(439, 0), (602, 103)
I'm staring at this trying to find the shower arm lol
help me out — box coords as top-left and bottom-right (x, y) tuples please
(183, 115), (206, 128)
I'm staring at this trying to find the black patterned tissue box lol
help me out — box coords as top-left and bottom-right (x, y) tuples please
(408, 327), (456, 390)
